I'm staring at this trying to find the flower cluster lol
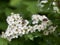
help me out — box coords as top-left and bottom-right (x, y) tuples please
(52, 2), (60, 13)
(38, 0), (60, 13)
(1, 13), (57, 41)
(38, 0), (48, 8)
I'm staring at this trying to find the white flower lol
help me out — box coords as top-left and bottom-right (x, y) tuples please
(12, 28), (19, 34)
(22, 20), (29, 26)
(32, 15), (48, 22)
(32, 25), (38, 32)
(6, 16), (15, 25)
(12, 34), (18, 38)
(32, 14), (42, 24)
(38, 24), (45, 31)
(6, 13), (22, 25)
(38, 3), (44, 7)
(41, 0), (48, 3)
(53, 6), (59, 12)
(5, 30), (13, 37)
(1, 32), (6, 38)
(52, 2), (56, 5)
(21, 30), (25, 35)
(7, 36), (12, 41)
(48, 26), (57, 33)
(27, 25), (33, 33)
(43, 31), (49, 35)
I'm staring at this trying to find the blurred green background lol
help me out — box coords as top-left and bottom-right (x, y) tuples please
(0, 0), (60, 45)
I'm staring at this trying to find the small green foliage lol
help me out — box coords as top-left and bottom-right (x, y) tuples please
(0, 38), (8, 45)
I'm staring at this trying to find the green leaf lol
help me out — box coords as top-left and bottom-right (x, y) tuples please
(24, 34), (34, 40)
(10, 0), (22, 7)
(27, 34), (34, 40)
(0, 22), (8, 30)
(0, 38), (8, 45)
(5, 8), (13, 16)
(9, 37), (25, 45)
(23, 1), (39, 14)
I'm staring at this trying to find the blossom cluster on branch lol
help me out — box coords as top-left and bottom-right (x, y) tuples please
(1, 13), (57, 41)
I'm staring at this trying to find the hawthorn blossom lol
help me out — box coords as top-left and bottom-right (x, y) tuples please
(1, 13), (57, 41)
